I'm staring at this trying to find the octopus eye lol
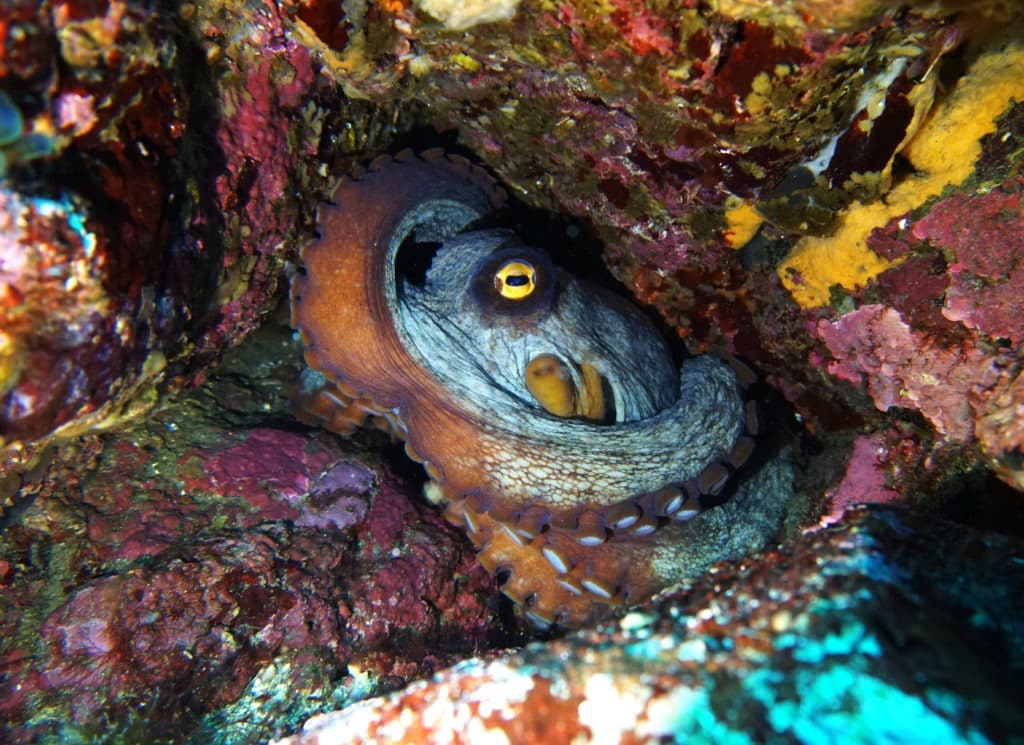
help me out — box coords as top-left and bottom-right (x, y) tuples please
(469, 244), (554, 319)
(494, 260), (537, 300)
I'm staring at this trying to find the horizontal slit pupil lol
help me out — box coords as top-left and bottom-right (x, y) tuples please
(506, 274), (529, 286)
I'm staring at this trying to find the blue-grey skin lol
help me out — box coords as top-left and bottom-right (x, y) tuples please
(402, 228), (679, 423)
(383, 190), (789, 502)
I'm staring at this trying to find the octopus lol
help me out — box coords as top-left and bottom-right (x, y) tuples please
(291, 150), (793, 628)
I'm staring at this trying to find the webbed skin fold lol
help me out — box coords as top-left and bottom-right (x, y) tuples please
(291, 150), (793, 628)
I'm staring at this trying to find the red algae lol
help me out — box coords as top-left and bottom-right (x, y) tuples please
(184, 428), (326, 516)
(820, 429), (910, 526)
(815, 304), (1002, 441)
(0, 0), (359, 483)
(0, 188), (121, 443)
(913, 187), (1024, 345)
(38, 535), (343, 721)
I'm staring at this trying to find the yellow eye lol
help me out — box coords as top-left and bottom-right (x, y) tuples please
(493, 260), (537, 300)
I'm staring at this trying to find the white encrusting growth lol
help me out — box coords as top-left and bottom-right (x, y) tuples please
(577, 674), (650, 745)
(415, 0), (521, 30)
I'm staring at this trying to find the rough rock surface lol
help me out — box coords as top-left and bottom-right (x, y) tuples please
(2, 0), (1023, 741)
(0, 320), (499, 743)
(275, 506), (1024, 745)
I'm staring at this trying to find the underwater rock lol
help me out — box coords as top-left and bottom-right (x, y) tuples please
(816, 305), (998, 442)
(0, 187), (130, 444)
(1, 0), (1019, 522)
(0, 0), (372, 493)
(277, 505), (1024, 745)
(0, 321), (496, 743)
(1, 0), (1023, 740)
(288, 0), (1024, 504)
(819, 428), (910, 526)
(812, 162), (1024, 488)
(1, 2), (185, 490)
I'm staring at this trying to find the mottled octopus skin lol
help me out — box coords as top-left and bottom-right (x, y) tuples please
(291, 150), (792, 628)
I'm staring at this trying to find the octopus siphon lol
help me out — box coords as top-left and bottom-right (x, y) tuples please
(291, 150), (794, 628)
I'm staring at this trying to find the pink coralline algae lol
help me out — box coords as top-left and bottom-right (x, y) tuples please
(815, 304), (1003, 441)
(180, 427), (358, 526)
(812, 174), (1024, 485)
(913, 186), (1024, 345)
(202, 10), (320, 350)
(1, 437), (496, 742)
(39, 536), (342, 723)
(820, 429), (910, 526)
(297, 459), (376, 532)
(345, 486), (493, 645)
(0, 1), (180, 462)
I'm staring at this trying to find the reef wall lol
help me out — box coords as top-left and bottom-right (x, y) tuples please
(2, 1), (1022, 741)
